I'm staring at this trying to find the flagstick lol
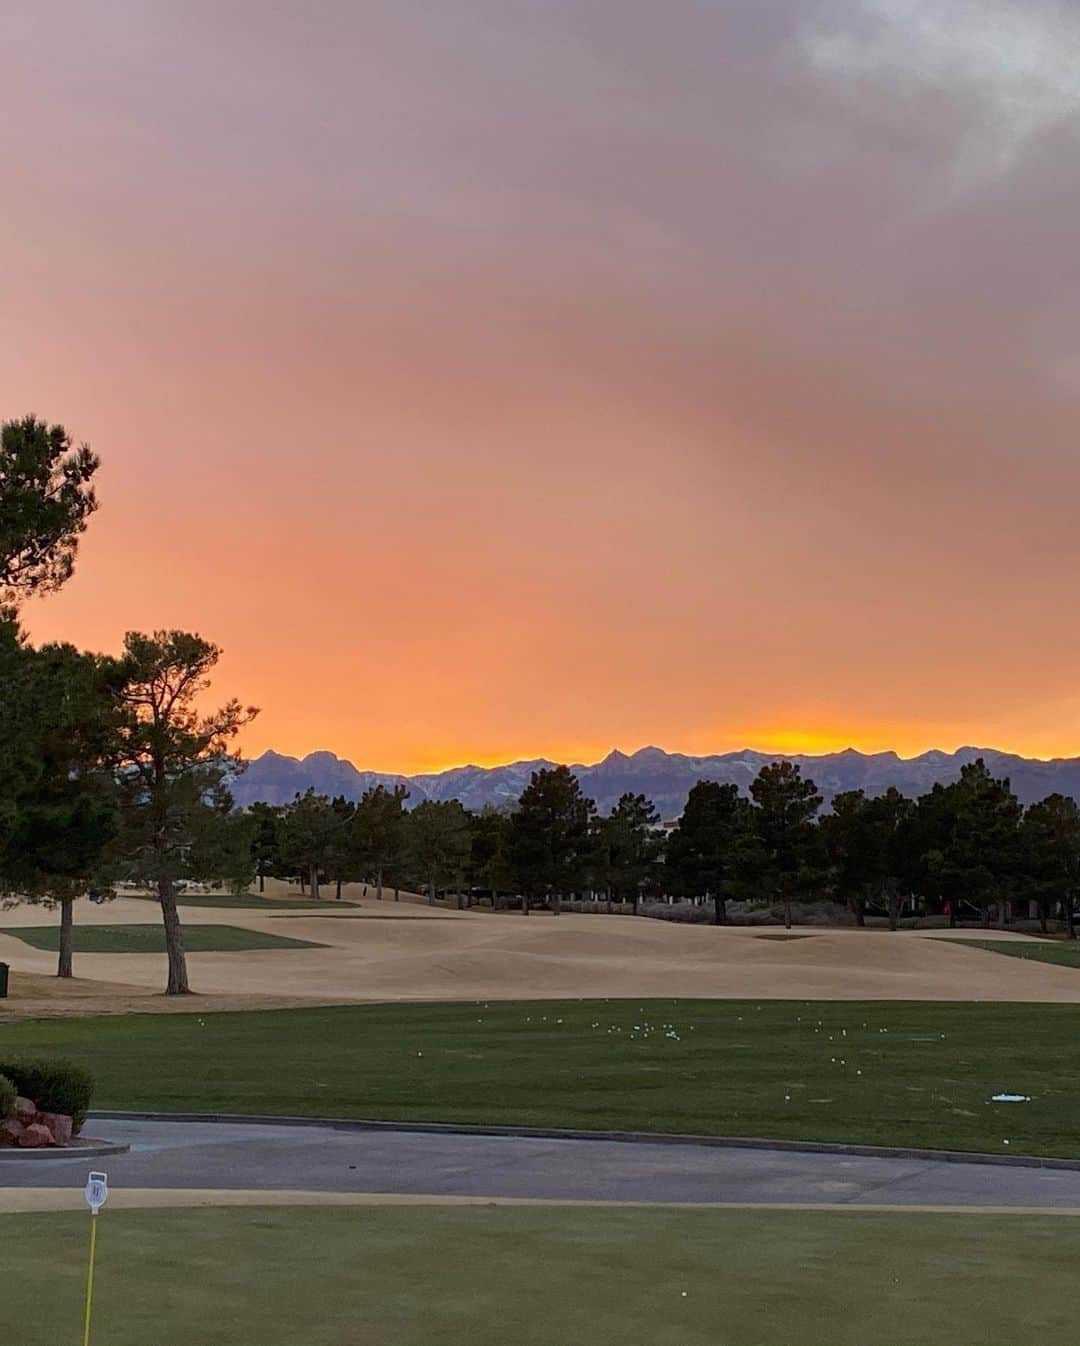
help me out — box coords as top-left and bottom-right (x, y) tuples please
(82, 1213), (98, 1346)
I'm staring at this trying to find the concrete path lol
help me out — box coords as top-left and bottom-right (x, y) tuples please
(4, 1119), (1080, 1208)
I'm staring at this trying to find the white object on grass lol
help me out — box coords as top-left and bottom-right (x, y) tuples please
(991, 1094), (1031, 1102)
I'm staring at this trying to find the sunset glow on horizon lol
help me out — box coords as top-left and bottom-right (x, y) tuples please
(7, 2), (1080, 775)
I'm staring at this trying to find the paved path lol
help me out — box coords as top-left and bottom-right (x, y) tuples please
(4, 1119), (1080, 1208)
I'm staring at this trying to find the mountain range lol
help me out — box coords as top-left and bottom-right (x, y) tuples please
(230, 745), (1080, 819)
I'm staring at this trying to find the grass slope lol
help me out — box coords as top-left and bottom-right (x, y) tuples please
(127, 892), (360, 910)
(2, 924), (326, 953)
(7, 1205), (1080, 1346)
(4, 999), (1080, 1156)
(944, 938), (1080, 969)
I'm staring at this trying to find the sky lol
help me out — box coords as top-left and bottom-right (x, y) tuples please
(4, 1), (1080, 772)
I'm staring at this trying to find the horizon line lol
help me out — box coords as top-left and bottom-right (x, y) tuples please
(243, 741), (1080, 777)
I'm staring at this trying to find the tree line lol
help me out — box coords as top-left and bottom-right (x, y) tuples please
(249, 752), (1080, 940)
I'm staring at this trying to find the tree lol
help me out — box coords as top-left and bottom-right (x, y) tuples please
(821, 790), (873, 927)
(510, 766), (596, 914)
(280, 790), (340, 901)
(0, 634), (122, 976)
(602, 792), (664, 916)
(749, 761), (823, 929)
(468, 805), (514, 907)
(248, 802), (284, 893)
(918, 760), (1022, 929)
(822, 787), (914, 930)
(113, 630), (257, 993)
(667, 781), (752, 924)
(354, 783), (409, 901)
(0, 416), (99, 610)
(407, 800), (471, 905)
(1021, 794), (1080, 938)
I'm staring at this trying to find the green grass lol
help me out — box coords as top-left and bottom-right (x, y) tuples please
(6, 1205), (1080, 1345)
(943, 938), (1080, 969)
(127, 891), (360, 910)
(4, 998), (1080, 1156)
(1, 924), (326, 953)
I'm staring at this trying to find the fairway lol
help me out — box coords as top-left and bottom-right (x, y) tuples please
(128, 892), (361, 910)
(6, 998), (1080, 1157)
(5, 1203), (1079, 1346)
(0, 924), (326, 953)
(942, 939), (1080, 969)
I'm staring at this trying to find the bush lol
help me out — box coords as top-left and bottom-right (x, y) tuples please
(0, 1058), (94, 1133)
(0, 1073), (14, 1120)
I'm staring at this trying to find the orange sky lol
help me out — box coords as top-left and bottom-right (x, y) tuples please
(6, 3), (1080, 773)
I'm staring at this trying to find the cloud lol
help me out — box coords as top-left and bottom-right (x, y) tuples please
(806, 0), (1080, 184)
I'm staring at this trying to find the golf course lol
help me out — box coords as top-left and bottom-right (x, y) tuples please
(4, 890), (1080, 1344)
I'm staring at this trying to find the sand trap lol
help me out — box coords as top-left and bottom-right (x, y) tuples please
(4, 895), (1080, 1010)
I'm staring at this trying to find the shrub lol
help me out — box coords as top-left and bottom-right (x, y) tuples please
(0, 1058), (94, 1133)
(0, 1073), (14, 1120)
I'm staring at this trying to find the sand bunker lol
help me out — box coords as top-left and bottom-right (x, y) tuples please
(3, 891), (1080, 1012)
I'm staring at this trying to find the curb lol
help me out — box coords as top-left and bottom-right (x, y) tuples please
(87, 1111), (1080, 1172)
(0, 1138), (129, 1161)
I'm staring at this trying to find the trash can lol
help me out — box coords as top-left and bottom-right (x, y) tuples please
(0, 963), (8, 998)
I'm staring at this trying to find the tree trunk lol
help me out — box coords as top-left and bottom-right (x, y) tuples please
(258, 871), (265, 894)
(310, 865), (321, 901)
(429, 874), (437, 905)
(998, 899), (1009, 929)
(852, 897), (865, 928)
(522, 893), (529, 915)
(606, 887), (613, 915)
(948, 903), (956, 929)
(299, 870), (306, 894)
(456, 888), (464, 910)
(1039, 906), (1049, 935)
(376, 868), (383, 901)
(159, 877), (191, 995)
(335, 876), (342, 900)
(888, 894), (898, 933)
(783, 896), (792, 930)
(552, 892), (561, 916)
(57, 898), (74, 979)
(632, 891), (641, 917)
(1067, 896), (1076, 941)
(712, 893), (726, 926)
(394, 885), (400, 902)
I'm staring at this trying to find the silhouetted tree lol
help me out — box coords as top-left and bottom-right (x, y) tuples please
(407, 799), (471, 905)
(510, 766), (596, 914)
(668, 781), (753, 924)
(0, 634), (122, 975)
(0, 416), (99, 611)
(1021, 793), (1080, 938)
(248, 801), (284, 893)
(749, 761), (823, 929)
(468, 805), (514, 907)
(113, 630), (257, 993)
(280, 790), (340, 901)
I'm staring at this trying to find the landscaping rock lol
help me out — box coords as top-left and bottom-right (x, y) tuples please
(18, 1122), (54, 1148)
(0, 1119), (25, 1146)
(39, 1112), (73, 1147)
(14, 1096), (36, 1126)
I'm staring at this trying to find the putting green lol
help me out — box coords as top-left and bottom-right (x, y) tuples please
(1, 924), (326, 953)
(5, 1204), (1079, 1345)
